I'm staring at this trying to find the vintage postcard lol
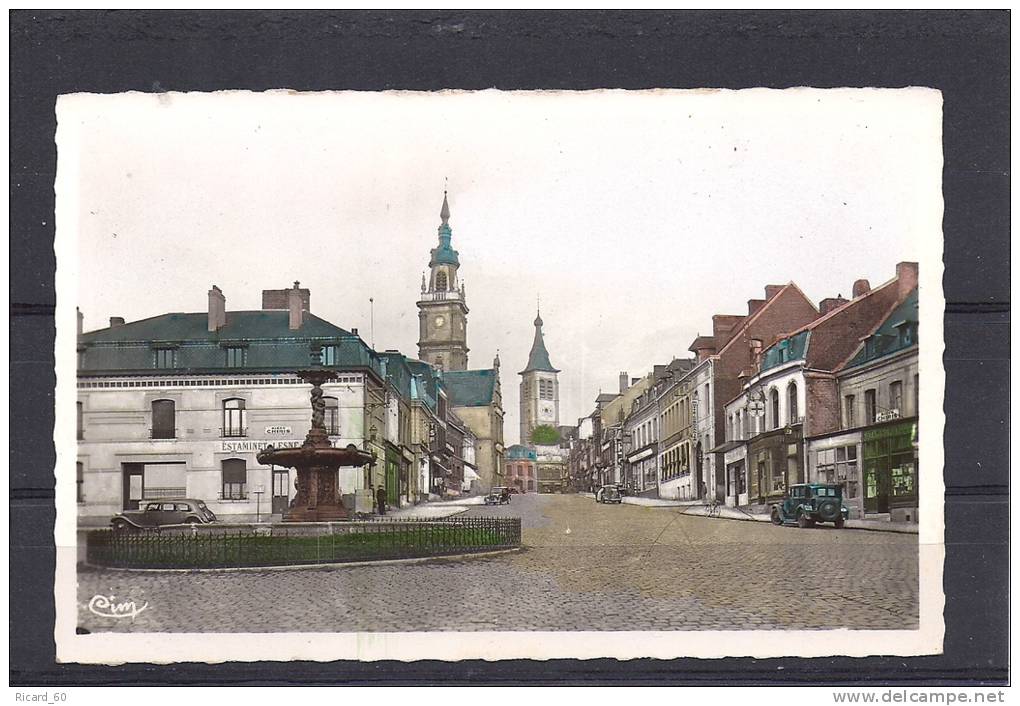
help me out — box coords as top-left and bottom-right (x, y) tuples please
(54, 88), (945, 663)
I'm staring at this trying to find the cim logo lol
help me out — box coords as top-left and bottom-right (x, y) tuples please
(88, 594), (149, 620)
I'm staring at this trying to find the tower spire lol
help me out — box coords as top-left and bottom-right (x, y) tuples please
(440, 188), (450, 225)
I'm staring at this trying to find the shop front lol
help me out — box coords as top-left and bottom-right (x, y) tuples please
(720, 443), (748, 507)
(862, 418), (918, 522)
(806, 430), (864, 519)
(747, 427), (804, 507)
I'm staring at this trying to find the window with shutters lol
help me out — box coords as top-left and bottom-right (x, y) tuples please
(221, 458), (247, 500)
(151, 399), (176, 439)
(154, 347), (177, 369)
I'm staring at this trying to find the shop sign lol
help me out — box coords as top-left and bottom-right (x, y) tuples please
(221, 439), (339, 453)
(265, 425), (292, 436)
(863, 421), (915, 443)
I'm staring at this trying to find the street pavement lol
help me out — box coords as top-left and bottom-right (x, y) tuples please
(77, 493), (918, 633)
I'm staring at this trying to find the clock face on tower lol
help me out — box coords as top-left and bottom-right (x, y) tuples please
(540, 402), (554, 419)
(434, 315), (445, 328)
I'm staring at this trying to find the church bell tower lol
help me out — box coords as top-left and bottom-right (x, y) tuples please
(417, 191), (469, 371)
(519, 305), (560, 445)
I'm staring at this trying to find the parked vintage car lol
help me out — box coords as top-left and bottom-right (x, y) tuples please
(111, 499), (218, 531)
(597, 485), (623, 504)
(484, 487), (511, 506)
(770, 483), (849, 528)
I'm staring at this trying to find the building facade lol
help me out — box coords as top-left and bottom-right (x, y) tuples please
(76, 284), (388, 524)
(505, 444), (537, 493)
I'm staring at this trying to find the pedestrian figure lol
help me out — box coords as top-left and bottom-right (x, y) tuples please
(376, 485), (387, 516)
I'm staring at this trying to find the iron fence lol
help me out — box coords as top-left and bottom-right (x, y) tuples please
(86, 516), (521, 569)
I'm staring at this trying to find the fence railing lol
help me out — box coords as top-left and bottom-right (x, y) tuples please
(86, 516), (521, 569)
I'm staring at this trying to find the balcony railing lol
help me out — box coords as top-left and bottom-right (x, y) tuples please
(221, 427), (248, 438)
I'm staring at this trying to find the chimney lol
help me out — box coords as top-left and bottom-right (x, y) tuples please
(764, 285), (785, 300)
(712, 314), (745, 346)
(207, 285), (226, 332)
(819, 296), (849, 315)
(76, 308), (83, 340)
(852, 279), (871, 298)
(288, 281), (303, 330)
(747, 299), (766, 317)
(895, 261), (919, 299)
(109, 316), (125, 328)
(351, 327), (359, 336)
(619, 372), (629, 394)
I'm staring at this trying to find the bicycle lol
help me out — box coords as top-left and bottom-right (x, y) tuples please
(706, 499), (722, 517)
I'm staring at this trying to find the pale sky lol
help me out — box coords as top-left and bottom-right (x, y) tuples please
(61, 88), (942, 446)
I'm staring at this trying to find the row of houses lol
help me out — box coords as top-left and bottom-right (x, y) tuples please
(568, 262), (920, 522)
(75, 282), (503, 525)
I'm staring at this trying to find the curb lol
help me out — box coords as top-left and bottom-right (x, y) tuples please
(81, 546), (523, 574)
(593, 497), (918, 535)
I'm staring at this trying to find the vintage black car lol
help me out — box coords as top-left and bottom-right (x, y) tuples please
(111, 499), (218, 531)
(484, 487), (511, 506)
(771, 483), (849, 528)
(597, 485), (622, 504)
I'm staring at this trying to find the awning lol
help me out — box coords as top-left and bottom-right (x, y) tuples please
(709, 440), (745, 454)
(463, 466), (480, 482)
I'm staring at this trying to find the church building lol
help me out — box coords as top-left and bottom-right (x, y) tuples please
(416, 192), (505, 490)
(518, 307), (561, 445)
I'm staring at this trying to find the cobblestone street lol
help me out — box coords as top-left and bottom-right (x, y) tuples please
(77, 493), (918, 632)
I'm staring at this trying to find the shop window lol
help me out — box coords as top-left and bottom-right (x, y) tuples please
(816, 445), (859, 499)
(844, 395), (856, 428)
(222, 398), (246, 437)
(864, 389), (877, 425)
(221, 458), (247, 500)
(76, 462), (85, 503)
(225, 346), (246, 368)
(787, 382), (798, 424)
(151, 399), (176, 439)
(891, 461), (916, 497)
(324, 396), (340, 435)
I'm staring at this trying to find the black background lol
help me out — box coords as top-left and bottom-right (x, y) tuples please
(10, 10), (1009, 685)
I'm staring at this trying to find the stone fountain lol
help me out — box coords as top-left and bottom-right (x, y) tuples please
(257, 346), (375, 522)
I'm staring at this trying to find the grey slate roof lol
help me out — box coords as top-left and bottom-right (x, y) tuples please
(442, 368), (498, 407)
(77, 310), (384, 377)
(520, 313), (559, 374)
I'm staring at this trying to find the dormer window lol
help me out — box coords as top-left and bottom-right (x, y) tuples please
(321, 345), (339, 366)
(153, 347), (177, 369)
(225, 346), (246, 368)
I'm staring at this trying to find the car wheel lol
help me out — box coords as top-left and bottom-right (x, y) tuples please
(111, 519), (130, 533)
(834, 516), (846, 529)
(185, 516), (201, 524)
(770, 508), (783, 525)
(797, 512), (811, 529)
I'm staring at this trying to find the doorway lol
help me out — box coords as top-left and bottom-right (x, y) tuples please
(272, 468), (290, 514)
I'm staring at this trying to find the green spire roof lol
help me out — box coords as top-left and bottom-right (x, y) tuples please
(429, 191), (460, 267)
(520, 309), (560, 373)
